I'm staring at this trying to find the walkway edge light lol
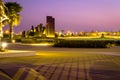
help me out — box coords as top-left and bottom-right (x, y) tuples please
(0, 42), (8, 52)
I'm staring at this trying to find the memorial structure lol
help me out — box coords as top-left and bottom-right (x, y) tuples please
(46, 16), (55, 37)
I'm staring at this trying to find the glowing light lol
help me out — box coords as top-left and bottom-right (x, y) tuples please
(59, 32), (62, 36)
(5, 30), (9, 34)
(26, 43), (53, 46)
(1, 42), (7, 49)
(12, 40), (16, 43)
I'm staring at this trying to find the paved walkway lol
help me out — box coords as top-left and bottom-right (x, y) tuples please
(0, 52), (120, 80)
(0, 43), (120, 80)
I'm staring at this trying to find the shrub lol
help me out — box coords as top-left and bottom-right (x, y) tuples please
(54, 39), (120, 48)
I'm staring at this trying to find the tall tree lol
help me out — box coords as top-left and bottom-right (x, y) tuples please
(0, 0), (9, 40)
(5, 2), (22, 42)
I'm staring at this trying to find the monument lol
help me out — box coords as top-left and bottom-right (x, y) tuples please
(46, 16), (55, 37)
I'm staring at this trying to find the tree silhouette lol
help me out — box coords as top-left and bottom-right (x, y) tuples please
(5, 2), (22, 42)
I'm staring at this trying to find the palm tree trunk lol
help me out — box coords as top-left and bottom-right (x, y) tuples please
(0, 22), (3, 41)
(9, 23), (13, 42)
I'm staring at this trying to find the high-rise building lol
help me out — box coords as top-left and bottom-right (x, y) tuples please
(46, 16), (55, 37)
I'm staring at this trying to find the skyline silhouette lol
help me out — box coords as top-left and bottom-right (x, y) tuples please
(3, 0), (120, 33)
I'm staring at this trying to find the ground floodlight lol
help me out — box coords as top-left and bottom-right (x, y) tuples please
(0, 42), (8, 51)
(1, 42), (7, 48)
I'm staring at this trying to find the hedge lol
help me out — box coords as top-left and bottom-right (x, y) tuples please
(53, 39), (120, 48)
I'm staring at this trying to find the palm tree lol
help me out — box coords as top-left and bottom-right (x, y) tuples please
(0, 0), (9, 40)
(5, 2), (22, 42)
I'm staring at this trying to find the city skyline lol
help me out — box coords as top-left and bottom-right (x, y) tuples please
(3, 0), (120, 33)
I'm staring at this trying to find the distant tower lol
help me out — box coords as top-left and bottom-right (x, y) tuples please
(46, 16), (55, 37)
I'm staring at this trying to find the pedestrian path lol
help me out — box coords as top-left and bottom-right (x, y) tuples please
(0, 52), (120, 80)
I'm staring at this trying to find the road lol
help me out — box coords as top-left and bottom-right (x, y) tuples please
(6, 43), (120, 56)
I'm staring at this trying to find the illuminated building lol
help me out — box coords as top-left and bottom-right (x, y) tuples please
(46, 16), (55, 37)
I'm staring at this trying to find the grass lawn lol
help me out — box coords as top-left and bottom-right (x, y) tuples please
(0, 51), (120, 80)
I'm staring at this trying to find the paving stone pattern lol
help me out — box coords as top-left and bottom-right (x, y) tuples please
(0, 54), (120, 80)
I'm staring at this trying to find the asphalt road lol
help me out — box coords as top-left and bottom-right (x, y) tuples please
(6, 43), (120, 56)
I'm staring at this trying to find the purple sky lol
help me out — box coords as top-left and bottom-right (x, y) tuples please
(4, 0), (120, 33)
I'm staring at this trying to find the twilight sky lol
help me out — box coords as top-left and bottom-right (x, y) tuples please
(4, 0), (120, 33)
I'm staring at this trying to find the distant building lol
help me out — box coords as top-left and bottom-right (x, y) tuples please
(21, 16), (56, 38)
(46, 16), (55, 37)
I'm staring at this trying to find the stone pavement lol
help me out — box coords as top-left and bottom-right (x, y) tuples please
(0, 52), (120, 80)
